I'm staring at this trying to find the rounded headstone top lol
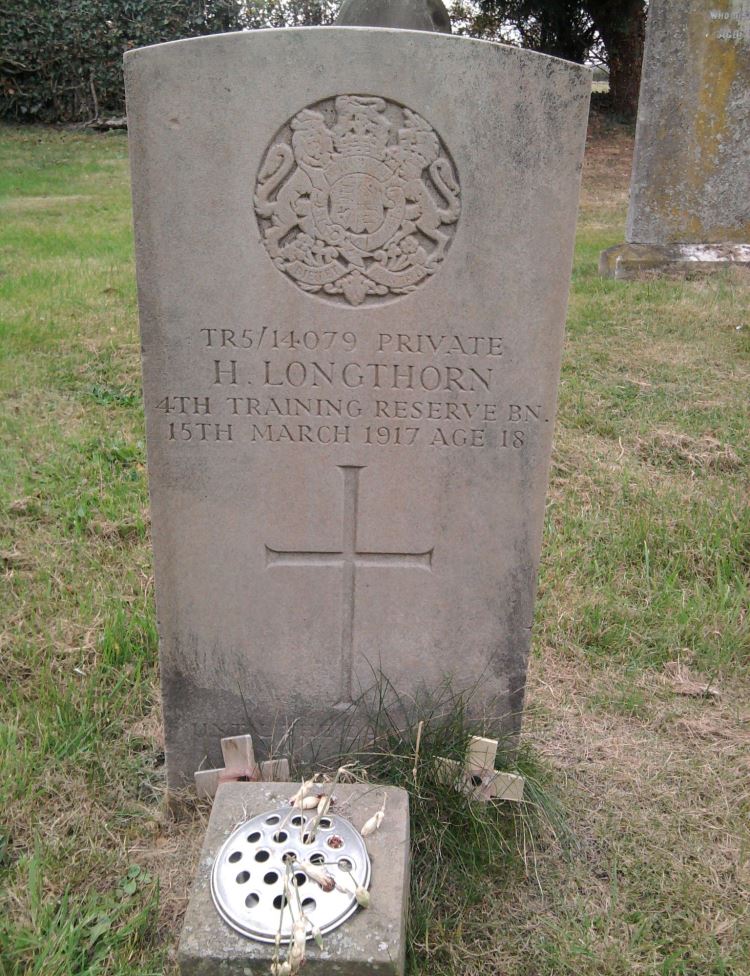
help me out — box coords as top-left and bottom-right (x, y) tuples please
(335, 0), (452, 34)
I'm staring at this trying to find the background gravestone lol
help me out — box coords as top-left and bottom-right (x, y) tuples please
(335, 0), (452, 32)
(601, 0), (750, 278)
(125, 27), (591, 790)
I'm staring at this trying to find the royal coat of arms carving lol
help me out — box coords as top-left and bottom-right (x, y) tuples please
(254, 95), (461, 307)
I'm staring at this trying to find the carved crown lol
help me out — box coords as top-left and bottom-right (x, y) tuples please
(332, 96), (391, 159)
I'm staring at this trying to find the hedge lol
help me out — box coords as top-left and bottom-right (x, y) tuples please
(0, 1), (240, 123)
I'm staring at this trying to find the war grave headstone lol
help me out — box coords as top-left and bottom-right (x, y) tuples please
(601, 0), (750, 278)
(125, 21), (590, 795)
(125, 4), (590, 972)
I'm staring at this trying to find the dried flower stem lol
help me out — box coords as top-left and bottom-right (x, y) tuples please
(271, 862), (292, 976)
(412, 719), (424, 784)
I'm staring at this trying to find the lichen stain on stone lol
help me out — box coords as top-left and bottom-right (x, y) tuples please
(683, 0), (740, 241)
(635, 0), (749, 245)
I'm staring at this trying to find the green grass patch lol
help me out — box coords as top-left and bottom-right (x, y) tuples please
(319, 680), (568, 976)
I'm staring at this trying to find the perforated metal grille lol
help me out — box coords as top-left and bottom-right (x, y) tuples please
(210, 808), (371, 942)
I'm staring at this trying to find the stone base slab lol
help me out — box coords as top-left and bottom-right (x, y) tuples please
(178, 782), (409, 976)
(599, 242), (750, 280)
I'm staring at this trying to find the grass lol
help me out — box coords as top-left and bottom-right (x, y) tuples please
(314, 678), (574, 975)
(317, 682), (566, 976)
(0, 118), (749, 975)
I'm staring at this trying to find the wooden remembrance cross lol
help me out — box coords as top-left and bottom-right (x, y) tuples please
(266, 464), (434, 704)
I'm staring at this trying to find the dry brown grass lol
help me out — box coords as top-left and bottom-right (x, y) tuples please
(637, 430), (742, 473)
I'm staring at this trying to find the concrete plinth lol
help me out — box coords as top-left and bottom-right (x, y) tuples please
(178, 782), (410, 976)
(599, 242), (750, 280)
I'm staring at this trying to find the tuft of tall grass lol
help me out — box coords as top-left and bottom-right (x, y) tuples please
(311, 676), (571, 975)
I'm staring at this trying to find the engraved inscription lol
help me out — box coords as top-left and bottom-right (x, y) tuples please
(266, 465), (433, 704)
(154, 325), (552, 451)
(710, 2), (750, 40)
(254, 96), (460, 306)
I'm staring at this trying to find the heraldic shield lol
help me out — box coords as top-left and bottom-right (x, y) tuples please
(254, 95), (461, 306)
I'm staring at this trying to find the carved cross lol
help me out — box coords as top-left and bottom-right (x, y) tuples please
(266, 464), (434, 704)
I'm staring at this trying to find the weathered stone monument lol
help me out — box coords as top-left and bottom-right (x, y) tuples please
(125, 22), (590, 792)
(336, 0), (451, 32)
(601, 0), (750, 278)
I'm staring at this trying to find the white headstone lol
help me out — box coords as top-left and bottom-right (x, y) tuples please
(125, 28), (590, 789)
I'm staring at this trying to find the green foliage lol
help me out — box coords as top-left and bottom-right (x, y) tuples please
(242, 0), (339, 29)
(469, 0), (647, 118)
(0, 855), (160, 976)
(0, 0), (644, 126)
(454, 0), (598, 60)
(318, 677), (564, 976)
(0, 0), (240, 124)
(0, 0), (342, 125)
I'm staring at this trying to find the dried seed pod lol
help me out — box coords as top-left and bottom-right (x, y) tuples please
(288, 919), (307, 973)
(355, 886), (370, 908)
(296, 860), (335, 892)
(289, 779), (316, 807)
(361, 796), (386, 836)
(360, 810), (384, 836)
